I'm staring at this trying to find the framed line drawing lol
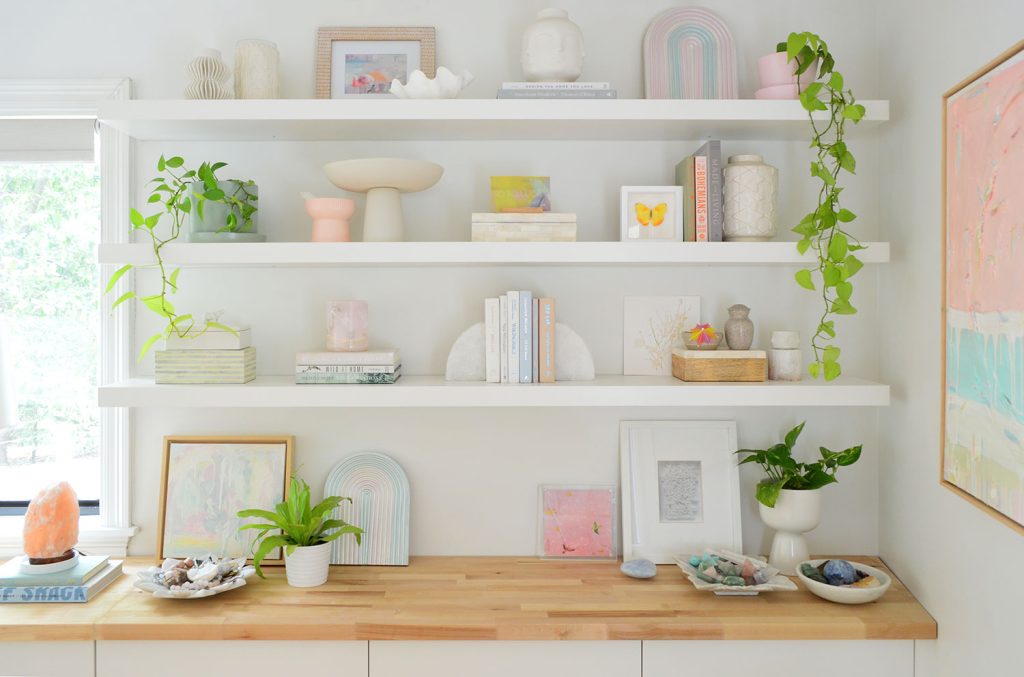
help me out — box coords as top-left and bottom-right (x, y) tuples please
(315, 27), (436, 98)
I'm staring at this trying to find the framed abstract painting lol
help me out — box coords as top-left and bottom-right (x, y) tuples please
(537, 485), (616, 559)
(942, 39), (1024, 533)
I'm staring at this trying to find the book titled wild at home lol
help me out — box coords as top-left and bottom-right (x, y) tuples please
(295, 371), (401, 384)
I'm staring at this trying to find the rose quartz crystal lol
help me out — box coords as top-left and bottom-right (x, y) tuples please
(23, 481), (79, 559)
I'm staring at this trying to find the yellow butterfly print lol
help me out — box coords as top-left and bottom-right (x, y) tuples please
(635, 202), (668, 226)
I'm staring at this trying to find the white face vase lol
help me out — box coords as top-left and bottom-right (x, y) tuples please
(521, 8), (585, 82)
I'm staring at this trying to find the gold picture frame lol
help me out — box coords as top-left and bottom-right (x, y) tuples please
(315, 27), (436, 99)
(156, 436), (294, 563)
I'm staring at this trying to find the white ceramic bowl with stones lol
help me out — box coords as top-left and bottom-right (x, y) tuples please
(796, 559), (892, 604)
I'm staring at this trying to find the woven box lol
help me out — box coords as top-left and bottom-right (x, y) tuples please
(671, 348), (767, 382)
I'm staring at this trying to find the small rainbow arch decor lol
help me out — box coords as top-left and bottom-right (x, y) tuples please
(643, 7), (738, 99)
(324, 452), (410, 566)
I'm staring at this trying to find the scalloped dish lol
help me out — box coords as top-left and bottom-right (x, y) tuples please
(133, 556), (255, 599)
(674, 550), (797, 596)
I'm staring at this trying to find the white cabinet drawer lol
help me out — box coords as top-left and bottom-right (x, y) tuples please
(0, 641), (94, 677)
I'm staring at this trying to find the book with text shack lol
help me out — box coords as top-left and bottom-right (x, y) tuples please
(0, 555), (109, 587)
(295, 371), (401, 384)
(694, 155), (709, 242)
(519, 290), (533, 383)
(0, 560), (122, 604)
(294, 364), (400, 374)
(295, 349), (400, 366)
(539, 298), (556, 383)
(485, 297), (500, 383)
(499, 295), (509, 383)
(508, 291), (520, 384)
(695, 140), (723, 242)
(676, 155), (697, 242)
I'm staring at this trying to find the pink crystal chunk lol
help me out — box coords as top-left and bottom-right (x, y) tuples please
(23, 481), (79, 560)
(326, 300), (369, 352)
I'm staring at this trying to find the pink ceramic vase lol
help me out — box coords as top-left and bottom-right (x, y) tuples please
(757, 52), (819, 96)
(306, 197), (355, 242)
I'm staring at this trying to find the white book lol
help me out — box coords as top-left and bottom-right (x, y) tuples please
(519, 290), (533, 383)
(484, 298), (500, 383)
(499, 295), (508, 383)
(532, 298), (540, 383)
(472, 212), (577, 223)
(501, 81), (610, 90)
(507, 291), (520, 384)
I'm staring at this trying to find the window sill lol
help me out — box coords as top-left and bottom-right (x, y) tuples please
(0, 515), (137, 558)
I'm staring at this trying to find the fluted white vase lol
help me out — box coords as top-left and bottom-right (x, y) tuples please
(284, 541), (331, 587)
(184, 49), (232, 100)
(723, 154), (778, 241)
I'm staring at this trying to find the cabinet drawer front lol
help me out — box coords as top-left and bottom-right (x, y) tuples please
(0, 641), (94, 677)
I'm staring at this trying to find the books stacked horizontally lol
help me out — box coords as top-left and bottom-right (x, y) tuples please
(675, 140), (724, 242)
(155, 325), (255, 384)
(0, 555), (123, 604)
(497, 82), (617, 99)
(484, 292), (555, 384)
(472, 212), (577, 242)
(295, 348), (401, 384)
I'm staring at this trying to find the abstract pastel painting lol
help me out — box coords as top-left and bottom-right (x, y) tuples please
(943, 40), (1024, 532)
(623, 295), (700, 375)
(538, 486), (615, 559)
(158, 437), (292, 560)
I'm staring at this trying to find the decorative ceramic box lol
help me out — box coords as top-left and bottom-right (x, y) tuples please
(671, 348), (767, 382)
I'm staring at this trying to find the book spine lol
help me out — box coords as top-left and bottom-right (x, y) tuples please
(295, 372), (401, 384)
(295, 364), (400, 374)
(677, 156), (697, 242)
(706, 140), (723, 242)
(507, 291), (520, 383)
(694, 155), (709, 242)
(484, 298), (500, 383)
(295, 351), (400, 366)
(0, 586), (91, 603)
(539, 298), (556, 383)
(519, 291), (533, 383)
(496, 89), (617, 99)
(532, 298), (540, 383)
(499, 295), (508, 383)
(501, 82), (610, 90)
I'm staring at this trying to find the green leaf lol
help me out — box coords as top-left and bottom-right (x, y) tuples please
(157, 155), (166, 171)
(817, 320), (836, 338)
(250, 535), (291, 578)
(756, 480), (786, 508)
(823, 360), (842, 381)
(203, 188), (225, 201)
(832, 297), (857, 315)
(784, 422), (806, 449)
(828, 232), (848, 261)
(141, 294), (174, 318)
(147, 193), (162, 203)
(823, 345), (840, 364)
(144, 213), (160, 230)
(129, 208), (144, 227)
(109, 290), (136, 313)
(167, 267), (181, 291)
(837, 208), (856, 223)
(836, 280), (853, 300)
(177, 198), (192, 214)
(839, 151), (857, 174)
(836, 445), (863, 466)
(138, 331), (164, 360)
(196, 197), (204, 221)
(808, 362), (821, 378)
(238, 508), (287, 527)
(796, 238), (812, 255)
(795, 269), (815, 290)
(823, 263), (841, 287)
(801, 468), (839, 490)
(210, 161), (228, 172)
(843, 254), (863, 279)
(165, 156), (184, 168)
(843, 103), (866, 121)
(104, 264), (133, 293)
(828, 71), (844, 91)
(205, 321), (239, 335)
(786, 33), (806, 61)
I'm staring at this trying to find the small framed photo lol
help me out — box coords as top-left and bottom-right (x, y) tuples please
(315, 27), (436, 99)
(620, 186), (684, 241)
(538, 485), (616, 559)
(157, 436), (293, 562)
(620, 421), (740, 563)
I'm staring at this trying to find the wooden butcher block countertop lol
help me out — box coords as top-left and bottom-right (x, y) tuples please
(1, 556), (936, 641)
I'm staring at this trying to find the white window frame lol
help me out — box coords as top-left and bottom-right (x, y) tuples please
(0, 78), (136, 556)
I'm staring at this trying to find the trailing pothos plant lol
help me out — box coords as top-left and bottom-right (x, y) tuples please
(104, 155), (256, 358)
(780, 32), (867, 381)
(735, 422), (862, 508)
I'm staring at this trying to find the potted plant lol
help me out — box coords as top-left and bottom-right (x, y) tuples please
(238, 475), (362, 588)
(187, 162), (262, 242)
(735, 422), (861, 574)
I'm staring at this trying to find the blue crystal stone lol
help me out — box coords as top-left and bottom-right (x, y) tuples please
(620, 559), (657, 579)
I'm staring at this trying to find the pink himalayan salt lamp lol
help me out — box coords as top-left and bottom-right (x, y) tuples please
(23, 481), (79, 562)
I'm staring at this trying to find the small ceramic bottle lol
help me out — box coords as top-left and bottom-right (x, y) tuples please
(184, 49), (232, 100)
(769, 330), (802, 381)
(521, 9), (585, 82)
(723, 154), (778, 241)
(724, 304), (754, 350)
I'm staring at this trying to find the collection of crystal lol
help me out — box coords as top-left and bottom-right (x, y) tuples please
(144, 556), (251, 591)
(687, 551), (779, 587)
(800, 559), (881, 589)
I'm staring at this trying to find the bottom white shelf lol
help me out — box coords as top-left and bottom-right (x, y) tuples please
(97, 375), (890, 408)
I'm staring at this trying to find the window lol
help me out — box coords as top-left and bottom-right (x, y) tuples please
(0, 161), (102, 515)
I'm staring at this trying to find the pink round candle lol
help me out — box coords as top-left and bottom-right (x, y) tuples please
(327, 301), (368, 352)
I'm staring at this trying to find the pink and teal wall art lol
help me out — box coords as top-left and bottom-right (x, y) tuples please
(943, 40), (1024, 532)
(538, 485), (615, 558)
(643, 7), (737, 99)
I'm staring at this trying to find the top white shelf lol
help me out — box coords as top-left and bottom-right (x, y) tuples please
(96, 99), (890, 142)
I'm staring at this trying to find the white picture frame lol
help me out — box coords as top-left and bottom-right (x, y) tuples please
(620, 421), (741, 563)
(620, 185), (684, 241)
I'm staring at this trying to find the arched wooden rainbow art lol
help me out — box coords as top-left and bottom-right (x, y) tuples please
(324, 451), (410, 566)
(643, 7), (738, 99)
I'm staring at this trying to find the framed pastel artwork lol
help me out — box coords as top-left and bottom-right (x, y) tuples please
(623, 295), (700, 376)
(490, 176), (551, 212)
(620, 421), (741, 563)
(315, 27), (436, 98)
(537, 485), (616, 559)
(620, 186), (684, 241)
(157, 436), (293, 561)
(942, 39), (1024, 533)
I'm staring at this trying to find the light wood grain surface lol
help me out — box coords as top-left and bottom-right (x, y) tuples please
(0, 556), (936, 641)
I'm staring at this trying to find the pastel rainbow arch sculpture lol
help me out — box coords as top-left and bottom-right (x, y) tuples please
(643, 7), (738, 99)
(324, 452), (410, 566)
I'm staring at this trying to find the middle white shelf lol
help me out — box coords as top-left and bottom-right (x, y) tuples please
(97, 241), (891, 267)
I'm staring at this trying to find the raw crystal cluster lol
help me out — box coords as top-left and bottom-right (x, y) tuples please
(801, 559), (880, 588)
(22, 481), (79, 561)
(690, 552), (775, 587)
(149, 557), (249, 591)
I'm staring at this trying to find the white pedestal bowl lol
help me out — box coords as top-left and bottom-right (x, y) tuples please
(324, 158), (444, 242)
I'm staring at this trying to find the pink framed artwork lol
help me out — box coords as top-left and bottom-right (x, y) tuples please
(537, 485), (616, 559)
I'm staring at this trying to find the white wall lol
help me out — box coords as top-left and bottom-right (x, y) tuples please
(876, 1), (1024, 675)
(1, 1), (884, 558)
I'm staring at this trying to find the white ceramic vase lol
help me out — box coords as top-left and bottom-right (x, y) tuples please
(723, 154), (778, 241)
(234, 39), (280, 99)
(284, 541), (331, 588)
(521, 8), (585, 82)
(184, 49), (232, 100)
(758, 488), (822, 575)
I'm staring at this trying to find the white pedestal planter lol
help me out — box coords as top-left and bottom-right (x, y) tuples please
(758, 488), (821, 575)
(284, 542), (331, 587)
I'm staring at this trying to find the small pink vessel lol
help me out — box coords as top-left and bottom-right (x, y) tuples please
(306, 197), (356, 242)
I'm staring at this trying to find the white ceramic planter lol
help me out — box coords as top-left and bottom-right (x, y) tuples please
(758, 488), (822, 575)
(284, 541), (331, 587)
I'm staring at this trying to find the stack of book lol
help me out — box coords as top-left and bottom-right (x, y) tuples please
(155, 325), (255, 384)
(471, 212), (577, 242)
(675, 140), (724, 242)
(496, 82), (617, 99)
(295, 348), (401, 384)
(484, 292), (555, 384)
(0, 555), (123, 603)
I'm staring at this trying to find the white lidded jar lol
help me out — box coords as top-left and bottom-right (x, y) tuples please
(521, 8), (585, 82)
(723, 154), (778, 241)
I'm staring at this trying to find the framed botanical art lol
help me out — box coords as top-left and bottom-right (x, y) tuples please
(942, 39), (1024, 533)
(620, 421), (740, 563)
(537, 485), (616, 559)
(315, 27), (436, 98)
(157, 436), (293, 561)
(620, 186), (684, 241)
(623, 295), (700, 376)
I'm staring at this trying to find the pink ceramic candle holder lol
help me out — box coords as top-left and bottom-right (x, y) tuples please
(306, 197), (356, 242)
(326, 300), (368, 352)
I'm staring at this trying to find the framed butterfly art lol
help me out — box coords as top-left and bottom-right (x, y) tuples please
(620, 186), (683, 241)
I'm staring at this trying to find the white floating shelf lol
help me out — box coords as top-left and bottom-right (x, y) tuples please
(97, 99), (890, 142)
(98, 375), (890, 408)
(97, 241), (890, 267)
